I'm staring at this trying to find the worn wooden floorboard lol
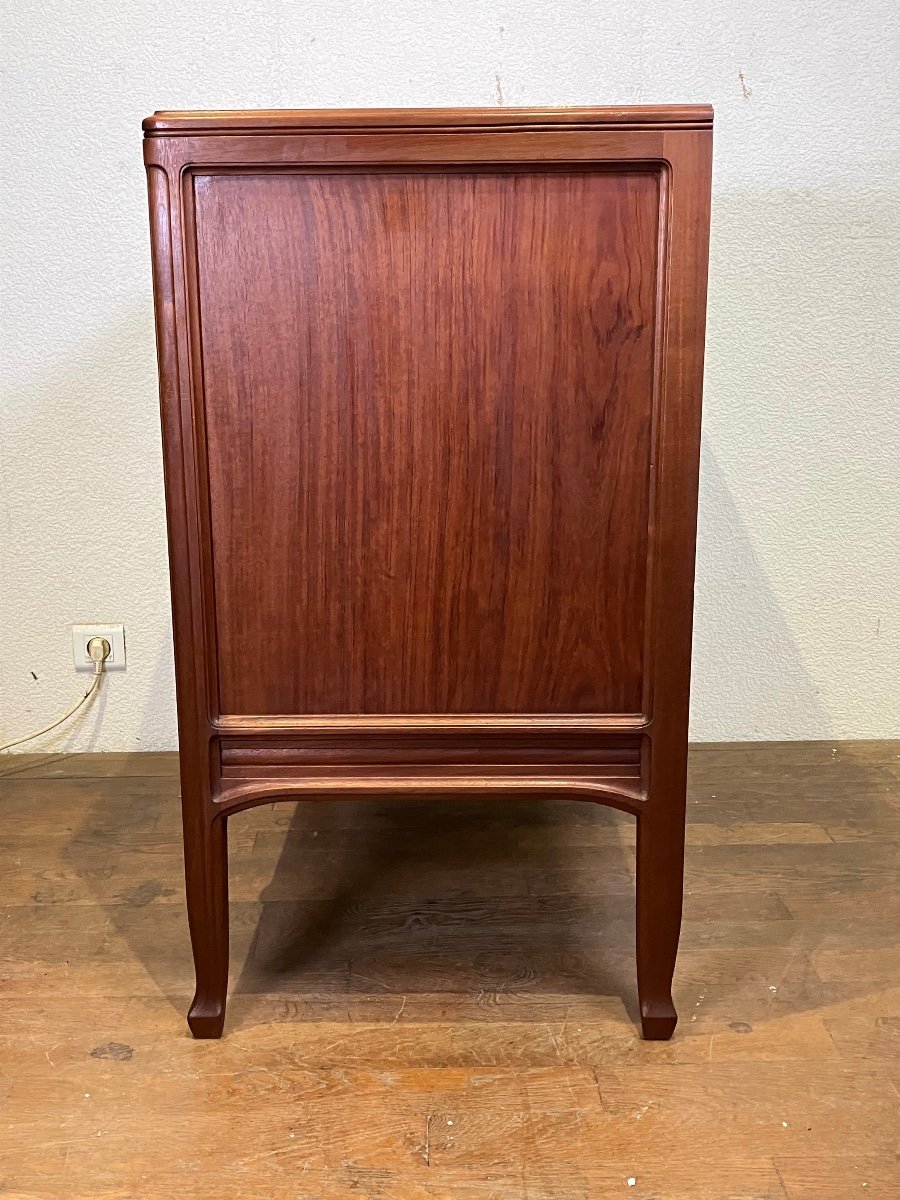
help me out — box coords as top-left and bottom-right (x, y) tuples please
(0, 741), (897, 1198)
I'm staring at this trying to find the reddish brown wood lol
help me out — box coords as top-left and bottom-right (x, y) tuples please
(143, 104), (713, 134)
(143, 106), (713, 1040)
(195, 169), (656, 715)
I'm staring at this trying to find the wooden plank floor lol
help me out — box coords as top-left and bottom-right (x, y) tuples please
(1, 741), (898, 1199)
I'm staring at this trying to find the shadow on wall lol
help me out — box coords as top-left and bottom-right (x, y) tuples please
(690, 184), (899, 740)
(690, 439), (830, 741)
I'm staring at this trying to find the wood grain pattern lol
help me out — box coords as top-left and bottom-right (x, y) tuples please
(143, 104), (714, 134)
(143, 107), (713, 1039)
(1, 742), (897, 1199)
(196, 169), (658, 716)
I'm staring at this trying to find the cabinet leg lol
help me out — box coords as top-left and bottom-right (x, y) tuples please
(184, 812), (229, 1039)
(635, 807), (684, 1041)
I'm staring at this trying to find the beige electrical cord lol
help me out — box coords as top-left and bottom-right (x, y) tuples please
(0, 637), (110, 754)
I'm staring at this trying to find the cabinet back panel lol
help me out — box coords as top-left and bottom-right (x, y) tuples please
(193, 169), (659, 715)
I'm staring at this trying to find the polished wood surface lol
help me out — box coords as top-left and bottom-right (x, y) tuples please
(1, 742), (898, 1198)
(143, 106), (713, 1038)
(143, 104), (714, 133)
(197, 169), (657, 716)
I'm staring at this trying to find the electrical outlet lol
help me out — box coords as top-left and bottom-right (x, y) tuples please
(72, 623), (126, 671)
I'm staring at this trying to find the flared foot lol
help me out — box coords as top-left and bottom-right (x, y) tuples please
(640, 998), (677, 1041)
(183, 810), (229, 1038)
(635, 789), (685, 1042)
(187, 996), (226, 1039)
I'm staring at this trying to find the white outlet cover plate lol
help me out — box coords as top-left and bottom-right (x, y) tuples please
(72, 623), (126, 671)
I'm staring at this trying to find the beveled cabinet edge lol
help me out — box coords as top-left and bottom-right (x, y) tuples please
(144, 108), (712, 811)
(145, 163), (215, 807)
(144, 104), (713, 134)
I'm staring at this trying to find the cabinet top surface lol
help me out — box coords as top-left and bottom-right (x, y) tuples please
(143, 104), (713, 135)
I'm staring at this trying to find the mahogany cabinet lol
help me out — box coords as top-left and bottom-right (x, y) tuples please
(142, 105), (713, 1039)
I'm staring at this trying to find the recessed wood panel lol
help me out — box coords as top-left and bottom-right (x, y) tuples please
(193, 169), (660, 715)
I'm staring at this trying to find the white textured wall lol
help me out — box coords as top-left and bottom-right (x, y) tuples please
(1, 1), (898, 750)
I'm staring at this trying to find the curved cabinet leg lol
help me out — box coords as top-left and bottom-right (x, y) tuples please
(183, 812), (229, 1038)
(635, 802), (685, 1041)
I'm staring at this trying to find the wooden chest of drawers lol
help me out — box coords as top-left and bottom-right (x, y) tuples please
(143, 105), (713, 1038)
